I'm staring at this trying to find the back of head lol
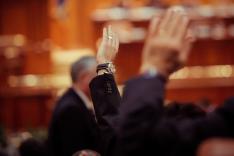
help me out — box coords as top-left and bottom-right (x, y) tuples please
(19, 138), (46, 156)
(180, 103), (206, 119)
(72, 150), (100, 156)
(165, 102), (206, 119)
(70, 56), (97, 84)
(197, 138), (234, 156)
(164, 102), (182, 118)
(216, 97), (234, 136)
(70, 56), (97, 95)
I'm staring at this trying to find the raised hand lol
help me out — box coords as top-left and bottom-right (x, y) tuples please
(97, 25), (119, 64)
(141, 7), (194, 78)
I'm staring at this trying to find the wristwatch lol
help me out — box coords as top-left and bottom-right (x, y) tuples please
(96, 62), (116, 75)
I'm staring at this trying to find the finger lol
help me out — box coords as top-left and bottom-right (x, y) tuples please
(98, 27), (108, 57)
(115, 34), (119, 53)
(114, 32), (119, 53)
(157, 9), (173, 35)
(103, 27), (108, 43)
(108, 25), (112, 38)
(175, 15), (189, 41)
(110, 29), (116, 55)
(167, 11), (182, 36)
(112, 31), (117, 51)
(148, 15), (161, 39)
(112, 32), (117, 52)
(142, 15), (161, 64)
(106, 25), (110, 40)
(108, 25), (113, 46)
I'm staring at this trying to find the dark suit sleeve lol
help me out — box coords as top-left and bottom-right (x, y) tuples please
(89, 74), (121, 156)
(89, 73), (121, 128)
(117, 75), (166, 156)
(58, 105), (99, 156)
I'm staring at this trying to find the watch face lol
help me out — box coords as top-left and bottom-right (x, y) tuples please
(108, 63), (112, 68)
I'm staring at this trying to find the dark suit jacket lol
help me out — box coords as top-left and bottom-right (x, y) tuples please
(47, 88), (100, 156)
(89, 73), (234, 156)
(89, 74), (121, 156)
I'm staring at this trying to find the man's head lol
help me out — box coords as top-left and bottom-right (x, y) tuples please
(70, 56), (97, 96)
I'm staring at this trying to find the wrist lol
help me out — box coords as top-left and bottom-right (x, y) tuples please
(96, 62), (116, 75)
(155, 64), (173, 79)
(142, 63), (170, 79)
(97, 57), (108, 64)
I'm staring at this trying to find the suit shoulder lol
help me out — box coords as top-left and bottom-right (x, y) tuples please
(53, 88), (83, 115)
(125, 75), (165, 88)
(123, 75), (165, 102)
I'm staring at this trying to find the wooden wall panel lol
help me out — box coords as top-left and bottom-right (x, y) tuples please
(0, 0), (49, 41)
(0, 4), (28, 36)
(0, 0), (51, 74)
(0, 88), (55, 131)
(49, 0), (114, 49)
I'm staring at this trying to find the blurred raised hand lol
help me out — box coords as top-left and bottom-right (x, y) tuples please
(97, 25), (119, 64)
(141, 7), (194, 78)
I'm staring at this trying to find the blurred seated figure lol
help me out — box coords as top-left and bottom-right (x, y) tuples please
(0, 151), (8, 156)
(197, 99), (215, 113)
(165, 102), (206, 119)
(197, 138), (234, 156)
(0, 126), (7, 150)
(0, 126), (8, 156)
(19, 138), (46, 156)
(179, 103), (206, 118)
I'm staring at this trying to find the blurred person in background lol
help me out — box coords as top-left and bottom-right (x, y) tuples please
(0, 151), (8, 156)
(47, 28), (119, 156)
(164, 102), (206, 120)
(0, 125), (8, 156)
(47, 56), (98, 156)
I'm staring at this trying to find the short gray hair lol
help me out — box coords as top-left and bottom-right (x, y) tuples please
(70, 56), (96, 83)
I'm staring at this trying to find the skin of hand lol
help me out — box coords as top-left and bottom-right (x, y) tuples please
(140, 7), (194, 78)
(96, 25), (119, 64)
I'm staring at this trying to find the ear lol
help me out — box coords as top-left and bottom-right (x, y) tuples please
(77, 71), (87, 83)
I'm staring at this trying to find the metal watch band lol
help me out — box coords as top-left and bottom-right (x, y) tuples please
(96, 62), (115, 74)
